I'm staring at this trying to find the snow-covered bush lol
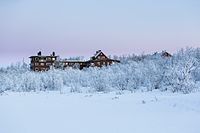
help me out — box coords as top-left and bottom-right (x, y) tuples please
(162, 48), (198, 93)
(0, 47), (200, 94)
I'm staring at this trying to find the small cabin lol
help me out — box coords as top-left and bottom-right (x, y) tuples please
(161, 51), (172, 58)
(153, 51), (172, 59)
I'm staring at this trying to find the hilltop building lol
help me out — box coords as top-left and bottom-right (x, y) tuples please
(29, 50), (120, 71)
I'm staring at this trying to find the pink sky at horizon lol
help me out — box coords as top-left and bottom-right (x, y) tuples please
(0, 0), (200, 66)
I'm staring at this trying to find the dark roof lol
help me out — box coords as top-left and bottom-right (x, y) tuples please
(91, 50), (109, 60)
(29, 55), (58, 58)
(88, 58), (120, 62)
(94, 50), (103, 58)
(61, 60), (88, 63)
(161, 51), (172, 57)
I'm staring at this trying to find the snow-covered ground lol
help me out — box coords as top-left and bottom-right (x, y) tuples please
(0, 91), (200, 133)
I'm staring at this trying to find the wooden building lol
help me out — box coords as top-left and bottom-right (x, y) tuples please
(161, 51), (172, 58)
(61, 60), (89, 70)
(153, 51), (172, 58)
(60, 50), (120, 70)
(29, 51), (58, 71)
(88, 50), (120, 67)
(30, 50), (120, 71)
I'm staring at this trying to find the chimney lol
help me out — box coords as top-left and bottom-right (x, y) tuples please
(52, 52), (55, 56)
(38, 51), (41, 56)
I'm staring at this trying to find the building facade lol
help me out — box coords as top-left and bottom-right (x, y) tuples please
(29, 51), (58, 71)
(30, 50), (120, 71)
(88, 50), (120, 67)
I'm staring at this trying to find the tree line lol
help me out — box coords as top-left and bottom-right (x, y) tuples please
(0, 48), (200, 94)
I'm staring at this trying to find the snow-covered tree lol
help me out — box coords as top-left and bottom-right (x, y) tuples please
(0, 48), (200, 94)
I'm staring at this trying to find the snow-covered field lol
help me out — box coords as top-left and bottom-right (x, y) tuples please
(0, 91), (200, 133)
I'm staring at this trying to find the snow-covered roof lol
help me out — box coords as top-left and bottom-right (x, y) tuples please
(61, 59), (88, 63)
(94, 50), (102, 58)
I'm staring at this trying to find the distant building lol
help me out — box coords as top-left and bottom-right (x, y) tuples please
(29, 51), (58, 71)
(88, 50), (120, 67)
(60, 60), (89, 70)
(161, 51), (172, 58)
(29, 50), (120, 71)
(153, 51), (172, 58)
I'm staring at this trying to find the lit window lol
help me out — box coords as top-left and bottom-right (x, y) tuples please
(40, 63), (45, 66)
(39, 59), (44, 62)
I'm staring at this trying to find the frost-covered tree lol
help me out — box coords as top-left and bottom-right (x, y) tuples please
(0, 48), (200, 94)
(162, 48), (198, 93)
(89, 68), (109, 92)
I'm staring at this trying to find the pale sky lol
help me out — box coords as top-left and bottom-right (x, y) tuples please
(0, 0), (200, 65)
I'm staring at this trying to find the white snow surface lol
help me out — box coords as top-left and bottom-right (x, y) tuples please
(0, 91), (200, 133)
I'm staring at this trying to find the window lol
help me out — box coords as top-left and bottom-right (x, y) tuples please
(39, 59), (44, 62)
(35, 63), (39, 66)
(46, 63), (52, 66)
(91, 63), (95, 66)
(40, 63), (45, 66)
(47, 57), (52, 61)
(52, 58), (55, 61)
